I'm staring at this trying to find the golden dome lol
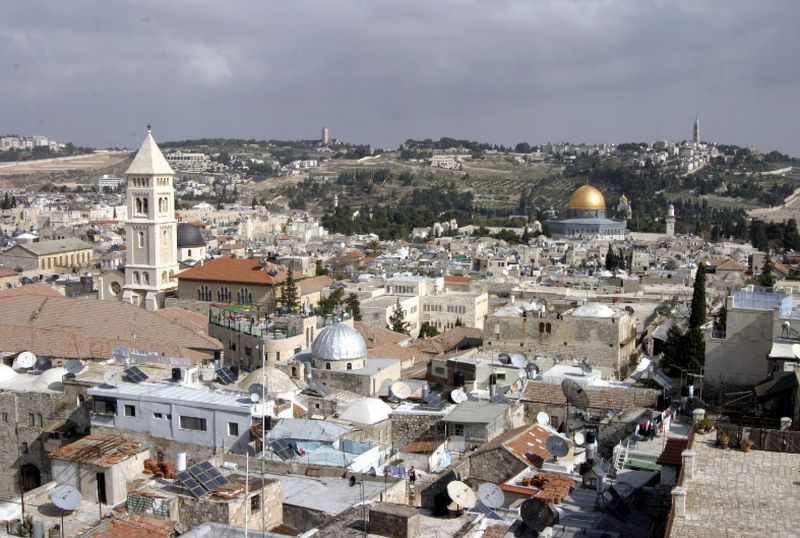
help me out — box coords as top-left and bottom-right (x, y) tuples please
(567, 184), (606, 210)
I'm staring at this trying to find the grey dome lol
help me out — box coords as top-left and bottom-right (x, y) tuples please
(177, 223), (205, 247)
(311, 323), (367, 361)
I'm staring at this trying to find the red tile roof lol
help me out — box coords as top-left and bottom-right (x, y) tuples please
(656, 437), (689, 466)
(444, 275), (472, 285)
(93, 515), (176, 538)
(178, 257), (288, 286)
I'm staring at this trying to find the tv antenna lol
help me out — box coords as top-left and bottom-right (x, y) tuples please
(249, 383), (265, 401)
(390, 381), (412, 400)
(15, 351), (36, 369)
(250, 392), (260, 404)
(51, 484), (82, 511)
(103, 371), (120, 387)
(573, 431), (586, 446)
(446, 480), (476, 509)
(536, 411), (551, 425)
(561, 378), (590, 436)
(521, 497), (560, 533)
(65, 359), (84, 375)
(545, 435), (570, 459)
(510, 353), (527, 369)
(478, 483), (505, 509)
(450, 388), (468, 404)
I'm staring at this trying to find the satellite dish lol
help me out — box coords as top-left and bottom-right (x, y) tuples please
(51, 484), (82, 511)
(250, 393), (260, 403)
(478, 483), (505, 509)
(65, 360), (84, 375)
(510, 353), (527, 369)
(249, 383), (265, 398)
(561, 379), (590, 410)
(578, 359), (592, 375)
(536, 411), (551, 425)
(498, 353), (511, 365)
(521, 497), (560, 532)
(450, 388), (468, 404)
(390, 381), (412, 400)
(545, 435), (570, 458)
(573, 432), (586, 446)
(446, 480), (476, 509)
(35, 357), (53, 371)
(793, 343), (800, 360)
(103, 371), (120, 387)
(16, 352), (36, 369)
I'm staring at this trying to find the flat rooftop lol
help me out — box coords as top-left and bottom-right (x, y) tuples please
(669, 437), (800, 537)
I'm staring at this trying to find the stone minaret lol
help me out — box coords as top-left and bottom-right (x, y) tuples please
(122, 127), (179, 311)
(666, 204), (676, 236)
(693, 116), (700, 144)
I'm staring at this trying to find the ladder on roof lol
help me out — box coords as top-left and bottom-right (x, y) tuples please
(613, 440), (630, 471)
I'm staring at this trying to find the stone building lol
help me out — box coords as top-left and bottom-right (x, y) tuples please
(0, 237), (94, 272)
(305, 323), (401, 396)
(484, 302), (638, 378)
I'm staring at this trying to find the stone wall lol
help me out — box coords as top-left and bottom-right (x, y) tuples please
(177, 479), (282, 531)
(705, 306), (775, 388)
(369, 503), (420, 538)
(390, 413), (444, 451)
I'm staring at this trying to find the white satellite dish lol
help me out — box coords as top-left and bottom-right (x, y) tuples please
(510, 353), (527, 369)
(536, 411), (551, 425)
(573, 432), (586, 446)
(390, 381), (412, 400)
(65, 359), (84, 375)
(103, 371), (120, 387)
(15, 351), (36, 369)
(250, 392), (260, 403)
(446, 480), (476, 509)
(450, 388), (468, 404)
(793, 343), (800, 360)
(51, 484), (82, 511)
(478, 483), (505, 509)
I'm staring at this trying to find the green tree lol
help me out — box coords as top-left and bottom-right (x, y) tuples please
(419, 322), (439, 338)
(315, 260), (330, 276)
(366, 238), (381, 256)
(318, 287), (344, 315)
(345, 293), (362, 321)
(0, 192), (10, 210)
(689, 264), (707, 328)
(281, 269), (300, 310)
(758, 257), (776, 287)
(662, 324), (683, 369)
(605, 245), (618, 270)
(683, 327), (706, 373)
(714, 303), (727, 334)
(251, 197), (258, 209)
(388, 299), (409, 334)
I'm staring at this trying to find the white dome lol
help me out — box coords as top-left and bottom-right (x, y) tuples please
(0, 364), (18, 383)
(35, 367), (67, 391)
(339, 398), (392, 425)
(238, 367), (298, 394)
(311, 323), (367, 361)
(571, 303), (615, 318)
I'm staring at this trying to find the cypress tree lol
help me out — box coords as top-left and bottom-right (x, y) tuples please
(388, 299), (409, 334)
(281, 269), (299, 310)
(689, 264), (706, 328)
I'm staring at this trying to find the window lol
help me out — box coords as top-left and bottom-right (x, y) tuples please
(228, 422), (239, 436)
(454, 424), (464, 436)
(93, 397), (116, 416)
(346, 363), (352, 370)
(245, 346), (252, 357)
(29, 413), (35, 426)
(218, 287), (231, 302)
(1, 412), (6, 422)
(124, 405), (136, 417)
(153, 412), (163, 419)
(250, 493), (261, 512)
(198, 285), (211, 301)
(179, 416), (207, 431)
(138, 231), (144, 248)
(326, 362), (331, 370)
(21, 442), (28, 454)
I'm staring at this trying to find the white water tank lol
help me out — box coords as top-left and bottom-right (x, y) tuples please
(176, 451), (187, 472)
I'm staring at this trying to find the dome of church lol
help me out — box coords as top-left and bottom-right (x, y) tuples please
(238, 367), (298, 395)
(571, 303), (615, 318)
(35, 367), (67, 391)
(0, 364), (18, 383)
(312, 323), (367, 361)
(177, 223), (205, 247)
(567, 185), (606, 210)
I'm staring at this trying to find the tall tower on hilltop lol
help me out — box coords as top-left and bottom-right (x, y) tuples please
(322, 126), (330, 146)
(122, 127), (179, 311)
(693, 116), (700, 144)
(666, 204), (676, 236)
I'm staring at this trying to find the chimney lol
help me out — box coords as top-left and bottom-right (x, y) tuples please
(488, 373), (497, 399)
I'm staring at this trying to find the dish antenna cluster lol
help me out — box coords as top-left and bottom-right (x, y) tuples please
(65, 359), (84, 376)
(51, 484), (82, 511)
(103, 371), (121, 388)
(578, 359), (592, 376)
(561, 378), (590, 436)
(521, 497), (560, 533)
(248, 383), (265, 403)
(545, 435), (570, 459)
(477, 483), (505, 509)
(14, 351), (36, 370)
(390, 381), (412, 401)
(450, 388), (468, 404)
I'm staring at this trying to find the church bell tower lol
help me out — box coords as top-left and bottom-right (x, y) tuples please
(122, 126), (179, 311)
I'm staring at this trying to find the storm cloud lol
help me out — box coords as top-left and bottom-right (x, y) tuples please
(2, 0), (800, 154)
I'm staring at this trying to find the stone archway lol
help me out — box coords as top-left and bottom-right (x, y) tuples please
(20, 464), (41, 492)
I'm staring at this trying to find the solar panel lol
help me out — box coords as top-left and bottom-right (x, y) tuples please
(175, 471), (207, 498)
(187, 462), (230, 491)
(307, 379), (330, 397)
(421, 392), (447, 410)
(215, 366), (237, 385)
(207, 468), (229, 488)
(271, 439), (296, 460)
(123, 366), (149, 383)
(197, 461), (214, 472)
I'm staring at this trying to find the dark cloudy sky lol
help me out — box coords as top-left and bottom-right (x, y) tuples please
(3, 1), (800, 154)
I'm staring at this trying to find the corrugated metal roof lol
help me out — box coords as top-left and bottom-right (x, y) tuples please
(88, 382), (250, 413)
(442, 401), (508, 424)
(266, 418), (351, 442)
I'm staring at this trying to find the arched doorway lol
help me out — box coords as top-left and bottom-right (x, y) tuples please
(20, 464), (41, 492)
